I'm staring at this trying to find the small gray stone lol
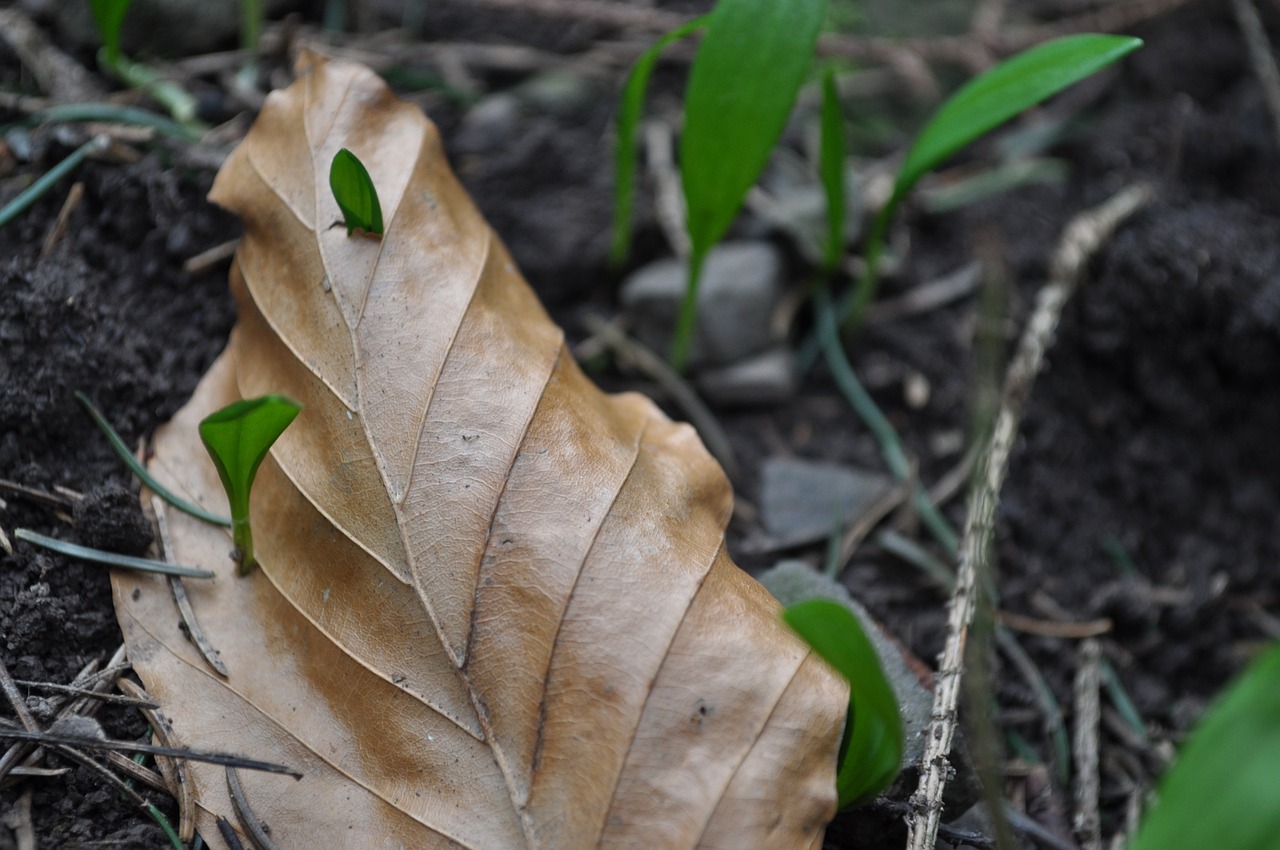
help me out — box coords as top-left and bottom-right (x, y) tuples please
(758, 457), (894, 549)
(512, 71), (595, 119)
(620, 241), (785, 369)
(697, 346), (797, 407)
(453, 93), (522, 154)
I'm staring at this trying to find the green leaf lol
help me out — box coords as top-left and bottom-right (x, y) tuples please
(329, 148), (384, 236)
(198, 395), (301, 575)
(681, 0), (826, 254)
(783, 598), (903, 808)
(818, 66), (845, 275)
(668, 0), (826, 371)
(841, 33), (1142, 332)
(89, 0), (135, 65)
(611, 15), (708, 269)
(897, 34), (1142, 199)
(1128, 645), (1280, 850)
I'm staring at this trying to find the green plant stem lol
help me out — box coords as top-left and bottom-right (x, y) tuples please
(75, 392), (232, 527)
(0, 135), (108, 230)
(240, 0), (263, 52)
(232, 517), (254, 577)
(99, 49), (203, 129)
(667, 247), (707, 373)
(814, 286), (959, 555)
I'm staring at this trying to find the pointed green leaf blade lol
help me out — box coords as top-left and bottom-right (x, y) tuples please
(783, 598), (903, 808)
(680, 0), (827, 257)
(329, 148), (384, 236)
(89, 0), (135, 65)
(198, 395), (301, 574)
(612, 15), (708, 269)
(1127, 645), (1280, 850)
(896, 34), (1142, 200)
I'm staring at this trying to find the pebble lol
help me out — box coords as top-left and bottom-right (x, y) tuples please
(757, 456), (894, 550)
(619, 241), (786, 369)
(696, 345), (797, 407)
(453, 93), (522, 155)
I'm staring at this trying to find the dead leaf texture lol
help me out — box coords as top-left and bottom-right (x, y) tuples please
(112, 52), (846, 850)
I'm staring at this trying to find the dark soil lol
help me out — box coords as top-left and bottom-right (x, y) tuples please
(3, 0), (1279, 848)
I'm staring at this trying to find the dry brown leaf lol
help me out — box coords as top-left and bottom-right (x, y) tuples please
(111, 52), (846, 850)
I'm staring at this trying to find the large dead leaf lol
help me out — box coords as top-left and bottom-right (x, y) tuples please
(111, 52), (846, 849)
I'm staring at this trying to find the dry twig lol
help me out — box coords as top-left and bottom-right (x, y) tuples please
(905, 183), (1154, 850)
(1072, 638), (1103, 850)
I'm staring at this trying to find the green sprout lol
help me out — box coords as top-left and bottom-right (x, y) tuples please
(329, 148), (384, 237)
(783, 599), (903, 809)
(86, 0), (203, 129)
(1126, 645), (1280, 850)
(839, 33), (1144, 333)
(613, 0), (826, 373)
(198, 395), (301, 576)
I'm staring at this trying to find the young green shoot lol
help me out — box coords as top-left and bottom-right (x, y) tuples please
(1126, 644), (1280, 850)
(839, 33), (1143, 332)
(783, 599), (903, 808)
(330, 148), (384, 237)
(198, 395), (301, 576)
(667, 0), (826, 372)
(610, 14), (709, 269)
(87, 0), (203, 129)
(818, 66), (845, 278)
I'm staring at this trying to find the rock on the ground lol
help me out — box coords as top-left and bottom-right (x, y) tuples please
(696, 345), (797, 406)
(758, 456), (894, 549)
(619, 241), (786, 369)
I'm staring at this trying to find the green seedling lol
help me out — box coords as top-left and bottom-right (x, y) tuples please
(610, 14), (709, 269)
(783, 599), (903, 809)
(839, 33), (1143, 332)
(198, 395), (301, 576)
(0, 135), (109, 231)
(1126, 644), (1280, 850)
(613, 0), (825, 372)
(330, 148), (384, 237)
(818, 66), (845, 277)
(87, 0), (203, 129)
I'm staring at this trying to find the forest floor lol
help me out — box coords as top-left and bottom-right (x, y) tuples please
(2, 0), (1279, 848)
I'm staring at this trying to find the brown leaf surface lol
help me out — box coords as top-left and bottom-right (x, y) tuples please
(111, 52), (846, 850)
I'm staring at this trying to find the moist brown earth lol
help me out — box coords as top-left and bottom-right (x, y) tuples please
(2, 1), (1279, 847)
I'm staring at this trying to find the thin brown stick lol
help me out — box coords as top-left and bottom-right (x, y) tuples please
(154, 496), (229, 676)
(40, 181), (84, 258)
(227, 766), (282, 850)
(183, 238), (240, 275)
(1073, 638), (1103, 850)
(905, 183), (1153, 850)
(0, 787), (35, 850)
(998, 611), (1113, 639)
(118, 678), (196, 842)
(0, 655), (39, 734)
(1230, 0), (1280, 152)
(0, 8), (105, 103)
(11, 678), (158, 708)
(105, 749), (170, 794)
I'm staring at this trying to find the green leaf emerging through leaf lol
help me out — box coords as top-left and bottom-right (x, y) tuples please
(89, 0), (135, 66)
(198, 395), (301, 576)
(1127, 645), (1280, 850)
(329, 148), (384, 236)
(783, 599), (903, 809)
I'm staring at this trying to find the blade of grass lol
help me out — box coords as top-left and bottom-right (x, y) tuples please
(670, 0), (827, 371)
(89, 0), (134, 67)
(840, 34), (1143, 332)
(0, 135), (109, 230)
(818, 65), (845, 276)
(784, 599), (903, 808)
(14, 529), (215, 579)
(76, 392), (231, 527)
(32, 103), (203, 142)
(611, 15), (708, 269)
